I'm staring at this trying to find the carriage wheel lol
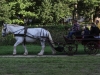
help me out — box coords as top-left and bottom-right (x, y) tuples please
(54, 42), (64, 52)
(64, 44), (78, 55)
(84, 41), (99, 55)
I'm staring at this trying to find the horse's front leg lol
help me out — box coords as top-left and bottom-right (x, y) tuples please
(22, 44), (28, 55)
(13, 40), (22, 55)
(38, 41), (45, 56)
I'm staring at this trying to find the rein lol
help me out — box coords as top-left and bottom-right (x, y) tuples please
(13, 28), (24, 34)
(14, 27), (28, 45)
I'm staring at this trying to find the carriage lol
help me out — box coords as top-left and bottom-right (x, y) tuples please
(54, 34), (100, 55)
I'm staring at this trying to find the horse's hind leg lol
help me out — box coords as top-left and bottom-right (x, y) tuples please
(38, 41), (45, 56)
(22, 44), (28, 55)
(48, 41), (56, 55)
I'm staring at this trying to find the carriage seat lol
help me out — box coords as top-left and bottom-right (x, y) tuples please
(74, 30), (82, 40)
(63, 35), (75, 44)
(94, 36), (100, 38)
(82, 34), (100, 45)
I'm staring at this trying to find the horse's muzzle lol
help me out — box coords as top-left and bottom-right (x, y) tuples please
(2, 33), (6, 37)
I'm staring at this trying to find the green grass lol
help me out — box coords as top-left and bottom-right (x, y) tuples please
(0, 56), (100, 75)
(0, 45), (51, 55)
(0, 44), (99, 55)
(0, 45), (100, 75)
(0, 44), (87, 55)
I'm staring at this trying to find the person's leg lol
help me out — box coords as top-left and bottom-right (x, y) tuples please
(67, 31), (74, 39)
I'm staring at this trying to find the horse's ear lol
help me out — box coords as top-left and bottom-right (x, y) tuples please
(1, 21), (4, 25)
(1, 21), (5, 26)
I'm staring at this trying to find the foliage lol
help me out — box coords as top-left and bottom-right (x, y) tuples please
(0, 0), (11, 23)
(52, 1), (70, 23)
(77, 0), (100, 17)
(37, 0), (53, 24)
(8, 0), (36, 24)
(0, 0), (100, 25)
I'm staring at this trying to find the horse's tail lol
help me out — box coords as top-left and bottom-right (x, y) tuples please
(48, 32), (55, 50)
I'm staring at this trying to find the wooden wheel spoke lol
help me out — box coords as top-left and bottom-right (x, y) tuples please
(64, 44), (77, 55)
(84, 41), (99, 54)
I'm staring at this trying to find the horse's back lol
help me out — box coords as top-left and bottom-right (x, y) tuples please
(27, 28), (49, 37)
(28, 28), (47, 33)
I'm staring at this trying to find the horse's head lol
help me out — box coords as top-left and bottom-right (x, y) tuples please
(2, 24), (8, 37)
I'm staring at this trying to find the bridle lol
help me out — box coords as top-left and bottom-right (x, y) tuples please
(2, 24), (24, 37)
(2, 24), (8, 36)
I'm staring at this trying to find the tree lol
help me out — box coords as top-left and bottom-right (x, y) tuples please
(77, 0), (100, 22)
(36, 0), (74, 24)
(1, 0), (100, 25)
(0, 0), (11, 23)
(8, 0), (36, 24)
(0, 0), (77, 24)
(52, 1), (69, 23)
(37, 0), (53, 24)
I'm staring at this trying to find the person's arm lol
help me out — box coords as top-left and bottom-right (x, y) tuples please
(76, 24), (80, 30)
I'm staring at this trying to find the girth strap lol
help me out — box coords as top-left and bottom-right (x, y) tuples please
(14, 34), (24, 36)
(23, 27), (28, 45)
(14, 27), (28, 45)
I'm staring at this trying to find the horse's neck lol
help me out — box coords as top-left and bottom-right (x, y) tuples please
(8, 25), (24, 33)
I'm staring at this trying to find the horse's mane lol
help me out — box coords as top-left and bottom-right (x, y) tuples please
(7, 24), (24, 27)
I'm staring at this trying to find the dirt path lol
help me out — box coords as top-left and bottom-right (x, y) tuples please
(0, 54), (99, 57)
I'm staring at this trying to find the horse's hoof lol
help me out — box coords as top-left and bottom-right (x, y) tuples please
(38, 53), (43, 56)
(52, 51), (56, 55)
(52, 53), (56, 55)
(13, 54), (16, 56)
(24, 54), (27, 56)
(23, 53), (28, 56)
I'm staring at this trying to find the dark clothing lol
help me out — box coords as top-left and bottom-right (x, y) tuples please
(83, 27), (90, 38)
(84, 29), (90, 35)
(82, 25), (100, 45)
(90, 26), (100, 36)
(71, 24), (80, 31)
(67, 23), (80, 39)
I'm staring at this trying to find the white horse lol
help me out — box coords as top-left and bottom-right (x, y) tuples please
(2, 24), (56, 55)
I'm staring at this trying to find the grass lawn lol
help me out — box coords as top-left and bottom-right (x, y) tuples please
(0, 45), (54, 55)
(0, 56), (100, 75)
(0, 45), (100, 75)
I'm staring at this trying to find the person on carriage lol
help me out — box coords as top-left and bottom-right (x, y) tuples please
(90, 22), (100, 38)
(66, 20), (80, 39)
(82, 23), (100, 45)
(81, 26), (90, 45)
(95, 18), (100, 30)
(82, 26), (90, 38)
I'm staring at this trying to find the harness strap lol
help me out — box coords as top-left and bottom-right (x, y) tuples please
(14, 27), (27, 45)
(23, 27), (28, 45)
(13, 28), (24, 34)
(14, 28), (48, 45)
(14, 34), (24, 36)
